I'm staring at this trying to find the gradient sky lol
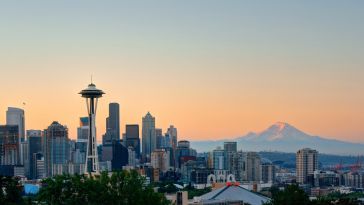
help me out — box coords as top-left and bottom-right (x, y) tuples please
(0, 1), (363, 142)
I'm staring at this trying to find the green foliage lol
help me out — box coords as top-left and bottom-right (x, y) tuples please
(264, 184), (310, 205)
(37, 170), (171, 205)
(0, 175), (24, 205)
(310, 191), (362, 205)
(264, 185), (362, 205)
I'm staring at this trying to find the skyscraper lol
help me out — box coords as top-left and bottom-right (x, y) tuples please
(155, 128), (163, 149)
(77, 117), (89, 141)
(224, 142), (237, 153)
(125, 124), (140, 159)
(103, 103), (120, 145)
(6, 107), (25, 142)
(167, 125), (177, 150)
(43, 121), (69, 177)
(142, 112), (156, 162)
(260, 162), (276, 183)
(296, 148), (318, 184)
(79, 82), (105, 174)
(0, 125), (20, 166)
(108, 103), (120, 140)
(111, 141), (128, 171)
(244, 152), (261, 182)
(27, 130), (42, 179)
(151, 149), (170, 172)
(175, 140), (197, 168)
(224, 142), (237, 172)
(213, 147), (225, 170)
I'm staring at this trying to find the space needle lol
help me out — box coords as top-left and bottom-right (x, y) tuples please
(79, 81), (105, 174)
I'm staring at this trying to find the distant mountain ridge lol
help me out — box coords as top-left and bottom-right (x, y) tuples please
(190, 122), (364, 155)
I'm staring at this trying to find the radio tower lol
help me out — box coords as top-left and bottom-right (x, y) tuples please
(79, 81), (105, 174)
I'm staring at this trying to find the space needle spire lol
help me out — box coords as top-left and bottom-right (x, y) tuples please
(79, 80), (105, 174)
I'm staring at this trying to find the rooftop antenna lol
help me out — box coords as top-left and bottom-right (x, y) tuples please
(91, 74), (93, 84)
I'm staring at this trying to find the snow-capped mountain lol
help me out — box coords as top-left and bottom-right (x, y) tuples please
(190, 122), (364, 155)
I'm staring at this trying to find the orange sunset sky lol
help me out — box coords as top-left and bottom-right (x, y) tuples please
(0, 1), (363, 142)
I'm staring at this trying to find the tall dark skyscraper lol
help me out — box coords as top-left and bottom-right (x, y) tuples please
(125, 124), (140, 159)
(155, 128), (163, 149)
(108, 103), (120, 140)
(103, 103), (120, 145)
(27, 130), (42, 179)
(111, 141), (128, 171)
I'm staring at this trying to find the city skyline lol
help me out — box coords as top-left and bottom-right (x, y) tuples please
(1, 1), (364, 143)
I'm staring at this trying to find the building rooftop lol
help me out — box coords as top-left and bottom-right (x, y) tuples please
(196, 184), (270, 205)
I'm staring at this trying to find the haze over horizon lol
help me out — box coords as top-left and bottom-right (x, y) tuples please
(1, 1), (363, 143)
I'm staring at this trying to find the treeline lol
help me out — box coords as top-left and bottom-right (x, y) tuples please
(1, 171), (171, 205)
(265, 184), (363, 205)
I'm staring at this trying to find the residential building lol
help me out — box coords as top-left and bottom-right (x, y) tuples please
(244, 152), (261, 182)
(296, 148), (318, 184)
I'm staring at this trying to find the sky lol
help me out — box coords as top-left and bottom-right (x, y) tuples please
(0, 1), (363, 142)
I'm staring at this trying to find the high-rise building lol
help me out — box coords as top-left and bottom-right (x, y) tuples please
(224, 142), (237, 152)
(167, 125), (177, 150)
(163, 134), (172, 148)
(260, 162), (276, 183)
(106, 103), (120, 142)
(244, 152), (261, 182)
(151, 149), (170, 172)
(111, 141), (128, 171)
(20, 141), (28, 171)
(224, 142), (237, 172)
(77, 117), (89, 141)
(0, 125), (20, 166)
(43, 121), (69, 177)
(6, 108), (25, 166)
(34, 153), (45, 179)
(155, 128), (163, 149)
(231, 151), (244, 182)
(213, 147), (225, 170)
(79, 82), (105, 174)
(6, 107), (25, 142)
(175, 140), (197, 168)
(125, 124), (140, 158)
(27, 130), (42, 179)
(142, 112), (156, 162)
(296, 148), (318, 184)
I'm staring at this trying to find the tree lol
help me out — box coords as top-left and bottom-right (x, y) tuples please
(37, 170), (170, 205)
(0, 175), (24, 205)
(264, 184), (310, 205)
